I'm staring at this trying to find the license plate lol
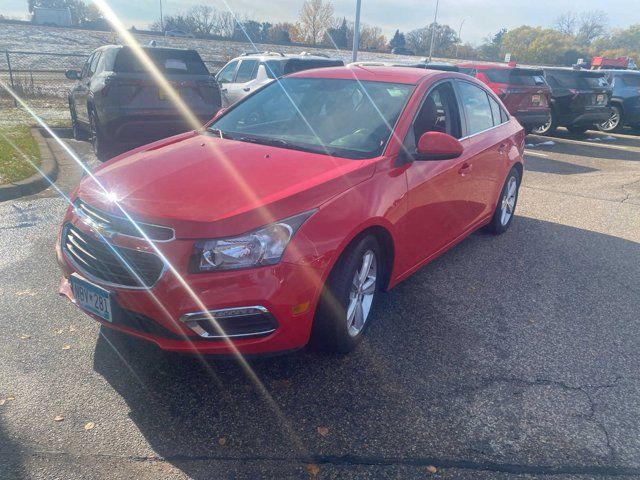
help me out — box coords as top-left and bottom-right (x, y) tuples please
(158, 88), (167, 100)
(596, 94), (605, 104)
(70, 274), (113, 322)
(531, 94), (541, 105)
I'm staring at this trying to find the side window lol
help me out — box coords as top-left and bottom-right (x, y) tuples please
(235, 60), (258, 83)
(216, 61), (238, 83)
(81, 54), (94, 78)
(457, 81), (494, 135)
(88, 52), (101, 77)
(488, 95), (504, 126)
(411, 82), (462, 146)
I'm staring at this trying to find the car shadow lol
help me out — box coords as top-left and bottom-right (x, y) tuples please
(93, 216), (640, 478)
(0, 419), (26, 478)
(524, 155), (599, 175)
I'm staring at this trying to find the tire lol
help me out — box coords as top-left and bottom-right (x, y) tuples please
(597, 105), (624, 133)
(69, 101), (85, 140)
(311, 235), (381, 353)
(89, 110), (111, 161)
(567, 125), (589, 135)
(485, 167), (521, 235)
(532, 110), (557, 136)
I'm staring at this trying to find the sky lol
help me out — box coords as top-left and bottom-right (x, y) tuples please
(2, 0), (639, 45)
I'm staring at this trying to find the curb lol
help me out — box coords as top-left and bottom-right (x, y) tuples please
(0, 128), (59, 201)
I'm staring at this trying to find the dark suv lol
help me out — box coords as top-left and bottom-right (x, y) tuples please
(534, 68), (611, 135)
(597, 70), (640, 132)
(66, 45), (221, 159)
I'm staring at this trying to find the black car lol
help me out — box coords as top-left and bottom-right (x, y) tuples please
(66, 45), (221, 160)
(395, 60), (459, 72)
(391, 47), (415, 56)
(597, 70), (640, 133)
(534, 68), (612, 135)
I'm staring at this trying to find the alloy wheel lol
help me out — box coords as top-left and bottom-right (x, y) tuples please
(500, 176), (518, 226)
(599, 107), (621, 132)
(346, 250), (377, 337)
(533, 117), (552, 135)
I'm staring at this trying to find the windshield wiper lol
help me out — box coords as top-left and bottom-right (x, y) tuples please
(207, 128), (235, 139)
(236, 135), (291, 148)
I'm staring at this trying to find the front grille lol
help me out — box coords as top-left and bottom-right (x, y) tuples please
(75, 199), (174, 242)
(113, 307), (189, 340)
(62, 224), (165, 288)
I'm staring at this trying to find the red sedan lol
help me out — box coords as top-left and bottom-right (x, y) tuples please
(57, 66), (525, 355)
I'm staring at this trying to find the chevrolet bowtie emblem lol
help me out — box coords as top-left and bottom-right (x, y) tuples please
(91, 222), (116, 239)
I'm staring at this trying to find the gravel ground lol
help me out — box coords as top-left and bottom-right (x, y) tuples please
(0, 127), (639, 479)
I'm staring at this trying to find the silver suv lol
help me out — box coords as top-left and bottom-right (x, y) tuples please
(66, 45), (221, 160)
(215, 51), (344, 107)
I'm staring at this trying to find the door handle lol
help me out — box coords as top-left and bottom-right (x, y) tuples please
(243, 87), (251, 92)
(458, 162), (472, 176)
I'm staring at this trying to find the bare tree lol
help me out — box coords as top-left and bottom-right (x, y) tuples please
(298, 0), (334, 45)
(214, 10), (237, 38)
(576, 10), (608, 44)
(555, 12), (578, 36)
(188, 5), (216, 36)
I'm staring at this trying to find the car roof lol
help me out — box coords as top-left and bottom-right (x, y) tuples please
(94, 45), (198, 54)
(288, 65), (452, 85)
(234, 52), (341, 62)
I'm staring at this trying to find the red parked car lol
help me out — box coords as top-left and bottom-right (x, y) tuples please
(459, 63), (551, 133)
(57, 66), (525, 356)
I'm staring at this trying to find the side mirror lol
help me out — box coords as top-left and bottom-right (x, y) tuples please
(416, 131), (464, 160)
(65, 69), (80, 80)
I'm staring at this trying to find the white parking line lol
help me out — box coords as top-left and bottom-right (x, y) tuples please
(524, 150), (549, 157)
(528, 134), (634, 151)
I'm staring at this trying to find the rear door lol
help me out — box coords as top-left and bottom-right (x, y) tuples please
(223, 59), (259, 105)
(74, 52), (96, 125)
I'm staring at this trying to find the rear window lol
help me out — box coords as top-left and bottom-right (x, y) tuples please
(485, 69), (546, 86)
(622, 74), (640, 87)
(545, 70), (609, 89)
(264, 59), (343, 79)
(113, 48), (209, 75)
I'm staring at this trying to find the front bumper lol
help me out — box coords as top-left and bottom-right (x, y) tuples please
(56, 220), (322, 356)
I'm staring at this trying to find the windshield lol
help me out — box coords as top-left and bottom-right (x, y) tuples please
(264, 59), (344, 79)
(209, 77), (414, 159)
(545, 70), (609, 89)
(485, 68), (547, 86)
(114, 48), (209, 75)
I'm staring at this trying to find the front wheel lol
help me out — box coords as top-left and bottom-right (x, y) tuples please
(485, 167), (521, 235)
(311, 235), (381, 353)
(597, 105), (624, 133)
(90, 111), (111, 161)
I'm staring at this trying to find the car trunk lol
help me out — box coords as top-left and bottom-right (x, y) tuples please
(546, 70), (611, 113)
(485, 68), (551, 114)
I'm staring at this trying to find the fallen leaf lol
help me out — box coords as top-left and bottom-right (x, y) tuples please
(20, 334), (31, 340)
(69, 325), (77, 332)
(16, 290), (37, 297)
(0, 399), (5, 406)
(426, 465), (438, 474)
(306, 464), (320, 476)
(273, 379), (293, 390)
(317, 426), (329, 437)
(84, 422), (95, 430)
(54, 329), (64, 335)
(6, 395), (15, 401)
(54, 415), (64, 422)
(62, 345), (71, 350)
(218, 437), (227, 446)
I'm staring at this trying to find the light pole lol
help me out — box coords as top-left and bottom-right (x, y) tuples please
(159, 0), (164, 33)
(455, 18), (465, 58)
(352, 0), (362, 62)
(427, 0), (440, 63)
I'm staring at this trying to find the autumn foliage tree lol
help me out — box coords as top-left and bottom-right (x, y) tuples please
(297, 0), (334, 45)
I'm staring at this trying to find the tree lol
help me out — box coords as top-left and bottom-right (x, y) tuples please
(406, 23), (458, 56)
(476, 28), (507, 61)
(188, 5), (216, 36)
(389, 29), (405, 50)
(267, 22), (294, 44)
(326, 17), (348, 48)
(576, 10), (608, 45)
(555, 12), (578, 36)
(297, 0), (334, 45)
(501, 26), (572, 64)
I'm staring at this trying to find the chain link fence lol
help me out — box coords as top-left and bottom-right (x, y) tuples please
(0, 49), (225, 111)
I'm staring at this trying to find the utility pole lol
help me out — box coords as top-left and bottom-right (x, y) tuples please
(427, 0), (440, 63)
(455, 18), (465, 58)
(352, 0), (361, 62)
(159, 0), (164, 33)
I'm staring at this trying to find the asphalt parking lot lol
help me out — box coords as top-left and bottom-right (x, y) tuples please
(1, 128), (640, 479)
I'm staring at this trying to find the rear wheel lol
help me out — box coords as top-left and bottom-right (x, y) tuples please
(311, 235), (380, 353)
(597, 105), (624, 133)
(485, 167), (521, 235)
(69, 101), (85, 140)
(567, 125), (589, 135)
(532, 110), (557, 135)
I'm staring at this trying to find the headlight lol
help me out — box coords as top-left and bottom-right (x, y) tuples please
(189, 210), (316, 272)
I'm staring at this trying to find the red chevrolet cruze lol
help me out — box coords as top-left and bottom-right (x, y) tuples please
(57, 66), (524, 355)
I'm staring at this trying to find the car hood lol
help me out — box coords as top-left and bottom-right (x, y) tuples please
(76, 132), (377, 238)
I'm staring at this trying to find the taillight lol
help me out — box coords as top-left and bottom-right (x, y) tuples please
(103, 76), (143, 96)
